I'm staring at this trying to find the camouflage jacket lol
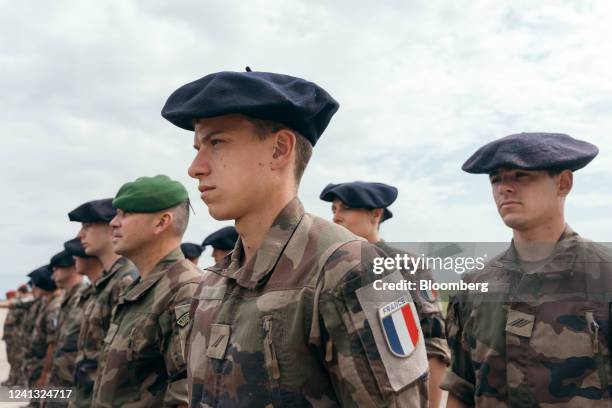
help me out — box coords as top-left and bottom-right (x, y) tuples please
(376, 241), (451, 364)
(442, 227), (612, 407)
(73, 257), (137, 408)
(92, 248), (202, 407)
(48, 281), (89, 388)
(187, 198), (429, 407)
(24, 293), (62, 385)
(17, 297), (42, 384)
(3, 303), (26, 342)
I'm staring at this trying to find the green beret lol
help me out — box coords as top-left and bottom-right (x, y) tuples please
(113, 175), (189, 213)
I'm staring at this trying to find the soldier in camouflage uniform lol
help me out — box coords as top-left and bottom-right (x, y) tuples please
(92, 175), (202, 407)
(320, 181), (451, 407)
(17, 286), (44, 386)
(442, 132), (612, 407)
(2, 290), (21, 386)
(68, 198), (138, 408)
(1, 286), (35, 386)
(162, 70), (429, 406)
(201, 226), (238, 264)
(23, 265), (62, 388)
(46, 245), (88, 407)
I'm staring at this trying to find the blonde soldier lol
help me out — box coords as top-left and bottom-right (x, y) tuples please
(47, 248), (88, 407)
(162, 69), (429, 407)
(320, 181), (451, 408)
(443, 133), (612, 407)
(68, 198), (138, 408)
(91, 175), (202, 407)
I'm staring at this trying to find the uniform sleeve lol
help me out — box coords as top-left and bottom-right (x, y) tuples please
(162, 281), (200, 407)
(45, 300), (60, 345)
(440, 295), (476, 406)
(412, 268), (451, 365)
(315, 242), (429, 407)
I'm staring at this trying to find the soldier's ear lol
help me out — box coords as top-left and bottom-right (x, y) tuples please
(371, 208), (383, 225)
(270, 129), (296, 170)
(558, 170), (573, 197)
(153, 212), (174, 234)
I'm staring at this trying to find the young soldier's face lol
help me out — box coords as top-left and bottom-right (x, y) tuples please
(74, 256), (102, 275)
(51, 266), (76, 288)
(78, 222), (113, 257)
(189, 114), (276, 221)
(331, 199), (378, 238)
(490, 168), (567, 231)
(212, 248), (231, 263)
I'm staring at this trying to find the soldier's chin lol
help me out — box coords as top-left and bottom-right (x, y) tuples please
(501, 214), (528, 230)
(207, 204), (236, 221)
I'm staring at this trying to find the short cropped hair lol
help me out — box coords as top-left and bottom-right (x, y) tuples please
(170, 200), (190, 236)
(246, 117), (313, 184)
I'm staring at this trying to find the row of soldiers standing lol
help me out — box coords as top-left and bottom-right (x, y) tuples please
(1, 196), (238, 407)
(1, 66), (611, 407)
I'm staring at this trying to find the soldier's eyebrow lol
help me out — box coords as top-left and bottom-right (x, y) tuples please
(198, 129), (225, 142)
(194, 129), (226, 147)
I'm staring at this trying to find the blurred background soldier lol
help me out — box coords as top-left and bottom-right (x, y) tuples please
(201, 226), (238, 264)
(68, 198), (138, 408)
(16, 281), (43, 387)
(320, 181), (451, 407)
(180, 242), (203, 265)
(1, 285), (32, 385)
(46, 245), (88, 407)
(23, 264), (61, 406)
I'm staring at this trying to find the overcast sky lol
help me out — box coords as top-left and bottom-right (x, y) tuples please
(1, 0), (611, 293)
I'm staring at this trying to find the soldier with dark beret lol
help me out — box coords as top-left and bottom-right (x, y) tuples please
(69, 199), (138, 408)
(92, 175), (202, 407)
(180, 242), (204, 265)
(23, 264), (62, 391)
(46, 245), (88, 406)
(321, 181), (451, 408)
(201, 226), (238, 264)
(443, 132), (611, 407)
(163, 69), (429, 407)
(3, 277), (41, 388)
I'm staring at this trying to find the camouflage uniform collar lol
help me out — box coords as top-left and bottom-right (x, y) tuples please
(214, 197), (305, 289)
(94, 256), (130, 290)
(61, 281), (88, 308)
(495, 225), (579, 279)
(122, 247), (185, 301)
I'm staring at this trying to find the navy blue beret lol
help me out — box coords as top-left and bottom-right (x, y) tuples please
(161, 70), (339, 146)
(28, 265), (57, 292)
(462, 132), (599, 174)
(64, 238), (93, 259)
(181, 243), (204, 260)
(320, 181), (398, 223)
(68, 198), (116, 223)
(50, 250), (75, 269)
(202, 226), (239, 251)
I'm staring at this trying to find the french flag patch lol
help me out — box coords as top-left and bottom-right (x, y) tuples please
(378, 295), (420, 358)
